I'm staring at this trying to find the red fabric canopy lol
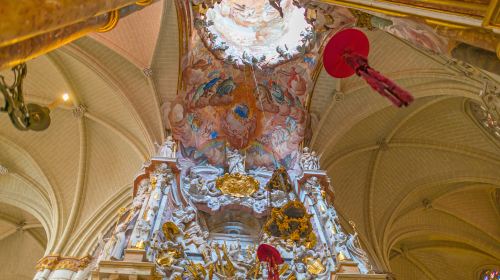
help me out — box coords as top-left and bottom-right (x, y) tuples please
(257, 244), (283, 280)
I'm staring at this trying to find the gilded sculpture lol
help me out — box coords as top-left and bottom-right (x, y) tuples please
(215, 172), (260, 197)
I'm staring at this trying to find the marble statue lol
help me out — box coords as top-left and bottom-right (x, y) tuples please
(130, 164), (175, 249)
(304, 176), (328, 218)
(155, 136), (176, 158)
(97, 233), (113, 262)
(132, 179), (149, 210)
(145, 165), (171, 224)
(346, 221), (370, 273)
(334, 232), (353, 261)
(145, 188), (161, 225)
(226, 147), (246, 174)
(135, 219), (151, 242)
(110, 223), (128, 260)
(300, 147), (320, 170)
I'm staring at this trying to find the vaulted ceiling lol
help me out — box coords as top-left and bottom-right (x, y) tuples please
(0, 0), (498, 279)
(311, 30), (500, 279)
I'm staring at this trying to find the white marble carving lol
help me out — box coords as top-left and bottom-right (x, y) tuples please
(155, 136), (177, 158)
(182, 165), (272, 214)
(300, 147), (320, 170)
(346, 222), (370, 273)
(110, 223), (128, 260)
(226, 147), (246, 174)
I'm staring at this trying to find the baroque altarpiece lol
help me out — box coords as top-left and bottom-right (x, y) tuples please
(31, 0), (405, 278)
(35, 139), (384, 280)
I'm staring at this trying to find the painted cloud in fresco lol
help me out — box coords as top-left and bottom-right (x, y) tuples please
(170, 0), (356, 170)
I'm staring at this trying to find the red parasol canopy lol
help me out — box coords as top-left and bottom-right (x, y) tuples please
(323, 28), (414, 107)
(323, 28), (369, 78)
(257, 244), (283, 280)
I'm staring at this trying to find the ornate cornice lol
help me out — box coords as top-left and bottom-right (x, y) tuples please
(36, 255), (92, 272)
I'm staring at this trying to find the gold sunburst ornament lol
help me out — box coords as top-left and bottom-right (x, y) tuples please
(215, 173), (260, 197)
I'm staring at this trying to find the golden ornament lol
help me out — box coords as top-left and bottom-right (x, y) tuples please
(263, 200), (317, 248)
(162, 221), (181, 241)
(215, 173), (260, 197)
(135, 240), (145, 249)
(304, 256), (326, 275)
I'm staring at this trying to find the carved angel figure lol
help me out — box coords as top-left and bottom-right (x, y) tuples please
(226, 147), (246, 174)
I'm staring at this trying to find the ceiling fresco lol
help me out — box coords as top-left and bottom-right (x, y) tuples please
(201, 0), (313, 67)
(170, 0), (355, 170)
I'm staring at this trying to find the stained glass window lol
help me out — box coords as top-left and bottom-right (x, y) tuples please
(481, 269), (500, 280)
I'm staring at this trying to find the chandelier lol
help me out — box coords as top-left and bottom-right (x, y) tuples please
(0, 63), (69, 131)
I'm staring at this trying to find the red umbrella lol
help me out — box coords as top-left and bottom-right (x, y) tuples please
(323, 28), (414, 107)
(257, 244), (284, 280)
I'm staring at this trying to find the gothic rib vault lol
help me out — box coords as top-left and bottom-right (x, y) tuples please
(0, 0), (499, 279)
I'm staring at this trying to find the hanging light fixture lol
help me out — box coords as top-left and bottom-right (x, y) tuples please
(0, 63), (69, 131)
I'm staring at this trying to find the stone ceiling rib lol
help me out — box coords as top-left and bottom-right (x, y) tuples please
(342, 70), (481, 95)
(0, 135), (59, 208)
(85, 112), (148, 160)
(73, 37), (164, 146)
(389, 203), (500, 248)
(312, 85), (481, 156)
(64, 183), (131, 256)
(53, 117), (87, 254)
(144, 67), (166, 143)
(388, 140), (500, 166)
(387, 225), (500, 262)
(398, 249), (438, 280)
(46, 53), (83, 105)
(316, 68), (500, 278)
(0, 135), (58, 250)
(384, 96), (452, 141)
(90, 0), (164, 69)
(365, 148), (386, 269)
(0, 213), (43, 245)
(433, 207), (500, 243)
(381, 179), (500, 260)
(325, 145), (380, 169)
(60, 45), (156, 154)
